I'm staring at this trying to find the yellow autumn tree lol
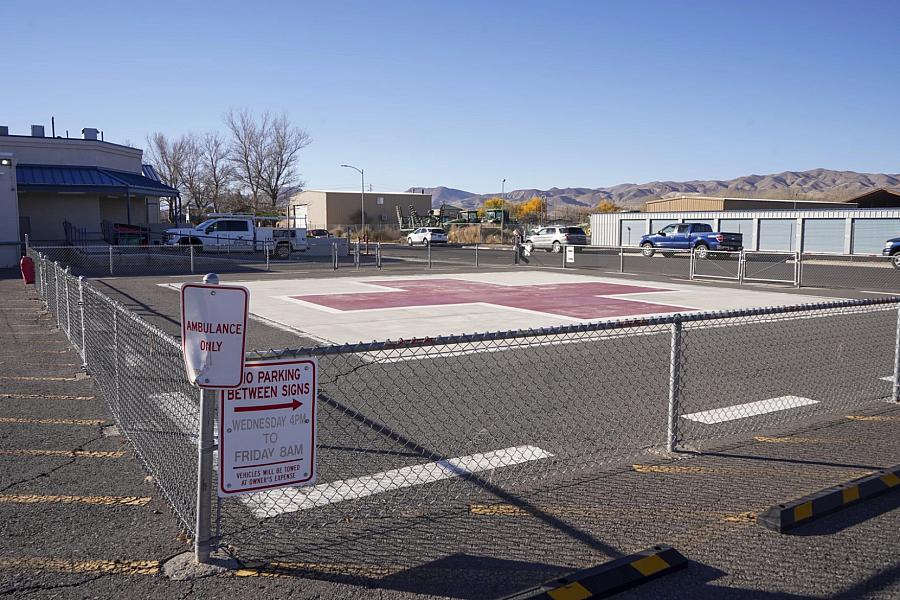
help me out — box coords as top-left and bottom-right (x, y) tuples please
(596, 200), (622, 213)
(483, 197), (505, 209)
(517, 196), (547, 221)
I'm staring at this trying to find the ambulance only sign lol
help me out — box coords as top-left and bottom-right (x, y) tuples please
(180, 283), (249, 389)
(218, 358), (317, 496)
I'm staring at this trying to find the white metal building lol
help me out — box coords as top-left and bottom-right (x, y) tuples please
(590, 208), (900, 254)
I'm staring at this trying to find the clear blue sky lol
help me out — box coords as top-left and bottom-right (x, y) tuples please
(5, 0), (899, 194)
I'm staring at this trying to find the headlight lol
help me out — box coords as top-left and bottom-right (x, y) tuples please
(886, 241), (894, 248)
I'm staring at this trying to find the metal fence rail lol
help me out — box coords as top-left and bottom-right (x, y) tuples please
(27, 247), (900, 566)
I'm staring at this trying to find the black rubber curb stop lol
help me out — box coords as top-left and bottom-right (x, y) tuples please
(759, 464), (900, 533)
(499, 545), (687, 600)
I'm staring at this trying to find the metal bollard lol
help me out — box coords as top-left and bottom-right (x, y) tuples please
(667, 319), (683, 452)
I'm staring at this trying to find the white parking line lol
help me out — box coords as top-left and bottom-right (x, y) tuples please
(681, 396), (818, 424)
(240, 444), (552, 518)
(880, 376), (894, 382)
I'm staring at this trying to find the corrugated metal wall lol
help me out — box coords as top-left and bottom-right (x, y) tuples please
(590, 208), (900, 253)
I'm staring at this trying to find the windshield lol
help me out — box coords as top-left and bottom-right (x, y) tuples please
(429, 229), (446, 234)
(562, 227), (586, 235)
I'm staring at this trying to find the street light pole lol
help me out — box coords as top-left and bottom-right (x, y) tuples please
(501, 178), (506, 244)
(341, 164), (365, 241)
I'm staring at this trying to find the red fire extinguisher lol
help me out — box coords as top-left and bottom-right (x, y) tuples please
(20, 255), (35, 285)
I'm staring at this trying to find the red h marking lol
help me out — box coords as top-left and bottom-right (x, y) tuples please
(290, 279), (690, 320)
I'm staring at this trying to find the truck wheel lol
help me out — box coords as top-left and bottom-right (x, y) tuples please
(552, 241), (561, 253)
(694, 244), (709, 259)
(275, 244), (291, 259)
(641, 242), (655, 257)
(892, 252), (900, 270)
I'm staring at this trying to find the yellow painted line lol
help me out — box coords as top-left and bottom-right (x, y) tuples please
(0, 557), (159, 576)
(633, 464), (722, 475)
(842, 486), (860, 503)
(846, 415), (900, 422)
(881, 472), (900, 487)
(631, 554), (670, 577)
(0, 417), (109, 426)
(793, 501), (813, 522)
(0, 375), (82, 382)
(0, 494), (151, 506)
(0, 393), (95, 400)
(753, 436), (833, 444)
(547, 582), (592, 600)
(0, 449), (124, 458)
(234, 561), (401, 578)
(468, 503), (754, 523)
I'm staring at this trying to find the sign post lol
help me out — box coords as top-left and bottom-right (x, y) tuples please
(181, 273), (249, 564)
(219, 358), (317, 496)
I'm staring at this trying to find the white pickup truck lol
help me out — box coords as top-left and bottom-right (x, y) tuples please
(164, 214), (307, 259)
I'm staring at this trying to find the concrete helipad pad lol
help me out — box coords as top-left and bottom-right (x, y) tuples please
(168, 272), (835, 345)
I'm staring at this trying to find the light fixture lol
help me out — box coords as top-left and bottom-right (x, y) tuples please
(0, 159), (10, 166)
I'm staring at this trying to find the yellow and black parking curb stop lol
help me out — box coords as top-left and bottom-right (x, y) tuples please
(759, 464), (900, 533)
(499, 545), (687, 600)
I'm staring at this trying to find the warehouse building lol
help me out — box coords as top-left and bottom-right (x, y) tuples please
(289, 190), (432, 230)
(591, 207), (900, 254)
(0, 123), (179, 267)
(644, 196), (857, 212)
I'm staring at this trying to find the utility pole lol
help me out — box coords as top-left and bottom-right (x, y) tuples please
(341, 164), (365, 241)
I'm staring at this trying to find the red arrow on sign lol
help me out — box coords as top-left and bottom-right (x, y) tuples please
(234, 399), (302, 413)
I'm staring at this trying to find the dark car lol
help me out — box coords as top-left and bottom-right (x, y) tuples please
(883, 237), (900, 269)
(308, 229), (332, 238)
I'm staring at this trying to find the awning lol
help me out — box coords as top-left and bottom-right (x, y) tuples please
(16, 164), (179, 197)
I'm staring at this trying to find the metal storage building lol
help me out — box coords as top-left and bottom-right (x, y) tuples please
(644, 196), (857, 212)
(591, 208), (900, 254)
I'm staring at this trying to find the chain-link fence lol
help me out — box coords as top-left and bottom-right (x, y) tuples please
(26, 247), (900, 567)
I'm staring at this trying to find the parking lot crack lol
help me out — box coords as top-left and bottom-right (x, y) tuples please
(0, 573), (108, 597)
(0, 432), (105, 494)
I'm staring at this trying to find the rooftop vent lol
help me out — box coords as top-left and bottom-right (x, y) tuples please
(31, 125), (45, 137)
(82, 127), (99, 141)
(0, 126), (8, 136)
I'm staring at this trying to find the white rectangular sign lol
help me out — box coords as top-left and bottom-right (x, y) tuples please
(218, 358), (317, 496)
(181, 283), (249, 389)
(565, 245), (575, 263)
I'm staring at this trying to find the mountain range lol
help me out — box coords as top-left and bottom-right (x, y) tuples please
(408, 169), (900, 211)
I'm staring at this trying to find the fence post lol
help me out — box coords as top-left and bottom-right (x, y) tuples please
(355, 240), (360, 270)
(113, 306), (120, 413)
(24, 233), (29, 255)
(265, 241), (270, 272)
(332, 242), (338, 270)
(561, 244), (566, 269)
(794, 252), (802, 288)
(108, 246), (114, 276)
(689, 247), (695, 280)
(64, 267), (72, 339)
(738, 250), (745, 284)
(194, 273), (218, 564)
(427, 242), (432, 269)
(78, 276), (87, 370)
(376, 242), (382, 269)
(475, 243), (479, 269)
(667, 319), (683, 452)
(53, 262), (61, 328)
(893, 304), (900, 404)
(190, 244), (195, 274)
(619, 245), (624, 273)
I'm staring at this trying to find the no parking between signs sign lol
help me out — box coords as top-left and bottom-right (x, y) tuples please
(219, 359), (317, 496)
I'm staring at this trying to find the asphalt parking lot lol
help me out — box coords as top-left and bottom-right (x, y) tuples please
(3, 257), (900, 598)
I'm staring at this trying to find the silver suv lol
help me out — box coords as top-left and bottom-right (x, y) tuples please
(524, 225), (588, 253)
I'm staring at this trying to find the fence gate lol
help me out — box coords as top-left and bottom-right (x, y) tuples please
(742, 251), (799, 286)
(690, 249), (742, 282)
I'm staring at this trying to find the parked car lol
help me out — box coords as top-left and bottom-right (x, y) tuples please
(523, 226), (588, 253)
(407, 227), (448, 246)
(639, 223), (742, 259)
(883, 237), (900, 269)
(307, 229), (332, 238)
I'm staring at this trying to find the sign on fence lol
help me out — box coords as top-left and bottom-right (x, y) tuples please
(565, 245), (575, 264)
(181, 283), (249, 388)
(218, 358), (317, 496)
